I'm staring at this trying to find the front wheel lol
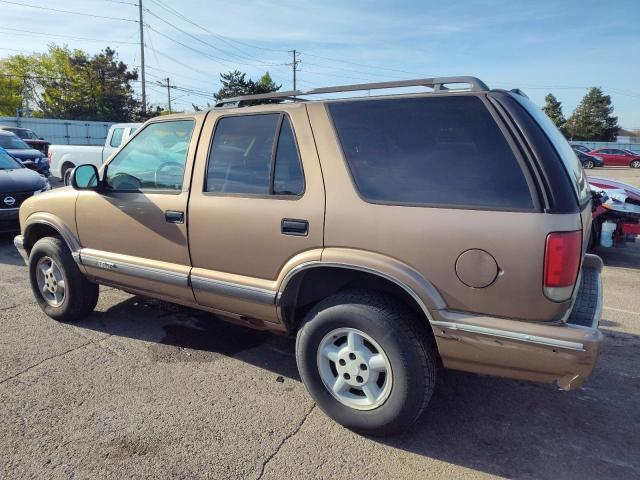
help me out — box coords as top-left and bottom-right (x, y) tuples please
(583, 160), (595, 169)
(631, 159), (640, 169)
(295, 290), (437, 435)
(29, 237), (99, 322)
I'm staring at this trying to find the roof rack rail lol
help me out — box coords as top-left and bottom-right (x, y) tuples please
(213, 76), (489, 108)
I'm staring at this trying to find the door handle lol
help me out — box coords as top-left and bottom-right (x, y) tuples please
(281, 218), (308, 236)
(165, 210), (184, 224)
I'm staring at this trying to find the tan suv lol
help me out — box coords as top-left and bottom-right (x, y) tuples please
(14, 77), (603, 435)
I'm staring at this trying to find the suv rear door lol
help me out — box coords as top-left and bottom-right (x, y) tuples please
(187, 105), (325, 324)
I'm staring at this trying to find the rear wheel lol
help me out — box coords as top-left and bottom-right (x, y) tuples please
(631, 159), (640, 169)
(295, 290), (437, 435)
(29, 237), (98, 322)
(62, 164), (74, 185)
(583, 160), (595, 169)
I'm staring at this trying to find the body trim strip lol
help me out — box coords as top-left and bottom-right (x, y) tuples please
(191, 275), (276, 305)
(430, 320), (585, 351)
(80, 253), (189, 287)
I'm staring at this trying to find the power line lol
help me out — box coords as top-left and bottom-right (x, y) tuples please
(0, 26), (138, 44)
(0, 0), (139, 22)
(148, 0), (287, 54)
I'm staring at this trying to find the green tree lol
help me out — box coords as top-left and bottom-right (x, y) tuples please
(564, 87), (619, 141)
(0, 45), (141, 121)
(214, 70), (281, 102)
(542, 93), (566, 131)
(0, 75), (22, 116)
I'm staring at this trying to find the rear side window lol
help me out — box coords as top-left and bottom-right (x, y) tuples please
(510, 94), (590, 207)
(328, 96), (533, 209)
(206, 114), (304, 196)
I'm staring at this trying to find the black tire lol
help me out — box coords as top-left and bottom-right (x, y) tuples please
(583, 160), (594, 169)
(62, 164), (74, 185)
(295, 289), (437, 435)
(29, 236), (99, 322)
(631, 159), (640, 169)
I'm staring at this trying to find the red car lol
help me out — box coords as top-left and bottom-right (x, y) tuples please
(588, 148), (640, 168)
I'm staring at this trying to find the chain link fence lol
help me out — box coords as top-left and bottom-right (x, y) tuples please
(0, 117), (114, 145)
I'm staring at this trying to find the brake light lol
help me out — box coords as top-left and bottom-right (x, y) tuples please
(543, 231), (582, 301)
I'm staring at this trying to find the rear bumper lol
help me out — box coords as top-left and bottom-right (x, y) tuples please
(432, 254), (603, 390)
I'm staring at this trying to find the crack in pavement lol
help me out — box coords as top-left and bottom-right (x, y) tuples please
(256, 404), (316, 480)
(0, 341), (93, 385)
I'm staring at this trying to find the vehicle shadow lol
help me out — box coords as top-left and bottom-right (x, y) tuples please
(74, 295), (639, 479)
(0, 233), (25, 267)
(75, 294), (300, 381)
(596, 242), (640, 269)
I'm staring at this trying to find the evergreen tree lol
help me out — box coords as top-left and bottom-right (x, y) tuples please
(564, 87), (619, 141)
(214, 70), (281, 102)
(542, 93), (566, 131)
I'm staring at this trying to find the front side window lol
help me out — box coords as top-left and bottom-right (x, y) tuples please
(328, 96), (533, 209)
(105, 120), (194, 192)
(110, 128), (125, 147)
(206, 114), (304, 196)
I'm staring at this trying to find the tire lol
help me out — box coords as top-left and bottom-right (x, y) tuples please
(295, 289), (437, 435)
(29, 236), (99, 322)
(583, 160), (595, 169)
(631, 160), (640, 169)
(62, 164), (74, 185)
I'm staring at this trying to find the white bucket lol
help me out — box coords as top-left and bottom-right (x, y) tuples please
(600, 221), (616, 248)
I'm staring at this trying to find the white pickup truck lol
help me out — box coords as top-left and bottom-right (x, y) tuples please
(48, 123), (141, 182)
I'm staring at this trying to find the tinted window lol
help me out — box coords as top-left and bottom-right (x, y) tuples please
(105, 120), (194, 191)
(610, 149), (626, 155)
(273, 117), (304, 195)
(206, 114), (304, 196)
(110, 128), (125, 147)
(0, 134), (30, 150)
(511, 94), (590, 206)
(328, 96), (533, 209)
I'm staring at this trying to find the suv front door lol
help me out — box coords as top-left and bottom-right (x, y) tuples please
(187, 106), (325, 325)
(75, 117), (202, 304)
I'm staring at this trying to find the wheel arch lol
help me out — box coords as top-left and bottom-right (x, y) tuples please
(276, 258), (445, 336)
(23, 214), (81, 257)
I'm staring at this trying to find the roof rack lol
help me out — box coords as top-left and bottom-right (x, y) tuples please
(213, 76), (489, 108)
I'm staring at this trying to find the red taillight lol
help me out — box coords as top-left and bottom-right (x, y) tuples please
(543, 231), (582, 301)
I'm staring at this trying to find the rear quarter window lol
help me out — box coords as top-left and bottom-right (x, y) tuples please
(328, 95), (534, 210)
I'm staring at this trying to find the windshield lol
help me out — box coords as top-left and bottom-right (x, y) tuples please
(0, 134), (30, 150)
(511, 94), (591, 207)
(6, 128), (35, 139)
(0, 150), (22, 169)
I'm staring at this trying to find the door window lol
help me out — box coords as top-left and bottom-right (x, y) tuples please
(105, 120), (194, 192)
(205, 114), (304, 196)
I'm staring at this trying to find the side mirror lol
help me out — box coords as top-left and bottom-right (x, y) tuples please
(71, 164), (100, 190)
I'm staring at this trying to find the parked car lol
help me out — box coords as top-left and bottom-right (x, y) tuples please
(0, 126), (50, 154)
(572, 144), (591, 154)
(13, 77), (603, 435)
(588, 176), (640, 249)
(48, 123), (140, 183)
(588, 148), (640, 168)
(0, 131), (49, 176)
(574, 148), (604, 169)
(0, 147), (50, 233)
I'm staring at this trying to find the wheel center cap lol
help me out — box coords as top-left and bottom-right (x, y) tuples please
(348, 364), (359, 376)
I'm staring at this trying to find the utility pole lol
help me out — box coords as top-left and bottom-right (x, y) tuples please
(165, 77), (172, 113)
(138, 0), (146, 115)
(288, 50), (301, 91)
(157, 78), (174, 113)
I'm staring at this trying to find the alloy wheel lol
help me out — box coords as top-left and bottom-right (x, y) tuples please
(35, 256), (67, 306)
(317, 327), (393, 410)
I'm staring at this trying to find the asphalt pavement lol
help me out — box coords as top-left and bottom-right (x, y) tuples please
(1, 168), (639, 479)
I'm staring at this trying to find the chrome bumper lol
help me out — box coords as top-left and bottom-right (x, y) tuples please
(14, 235), (28, 264)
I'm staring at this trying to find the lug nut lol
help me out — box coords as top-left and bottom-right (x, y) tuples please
(339, 359), (346, 366)
(360, 364), (367, 370)
(349, 353), (356, 360)
(356, 376), (363, 383)
(344, 373), (351, 380)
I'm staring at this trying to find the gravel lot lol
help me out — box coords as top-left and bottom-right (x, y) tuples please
(1, 168), (639, 479)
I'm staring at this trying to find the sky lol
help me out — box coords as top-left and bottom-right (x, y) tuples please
(1, 0), (639, 127)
